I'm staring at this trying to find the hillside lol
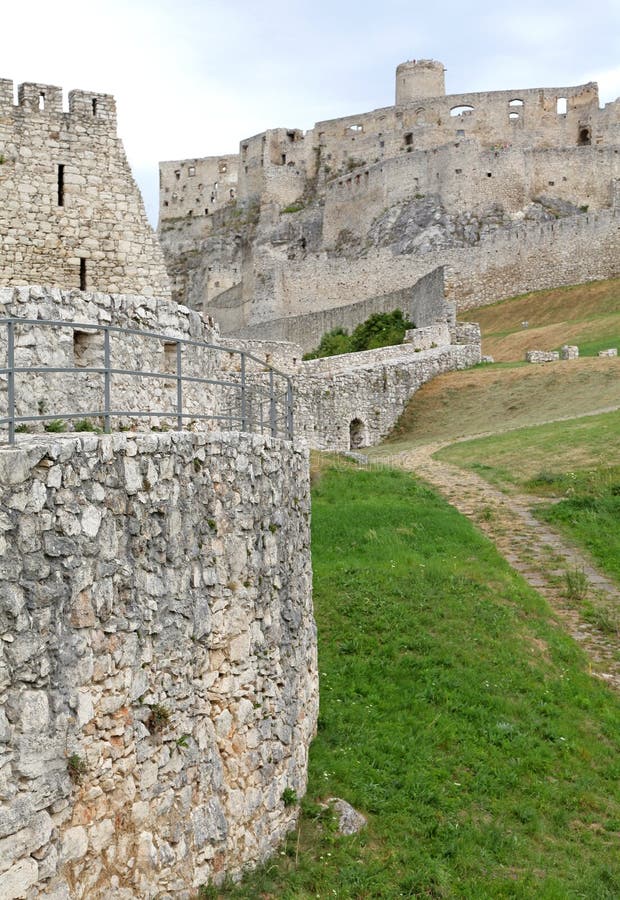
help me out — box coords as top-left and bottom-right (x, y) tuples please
(472, 277), (620, 362)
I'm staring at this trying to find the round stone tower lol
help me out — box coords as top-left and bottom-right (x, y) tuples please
(395, 59), (445, 105)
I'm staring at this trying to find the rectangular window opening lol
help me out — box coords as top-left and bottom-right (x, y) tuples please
(163, 341), (177, 374)
(79, 258), (87, 291)
(57, 164), (65, 206)
(73, 328), (102, 367)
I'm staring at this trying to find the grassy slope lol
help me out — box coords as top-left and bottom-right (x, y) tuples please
(436, 412), (620, 587)
(376, 358), (620, 454)
(470, 278), (620, 362)
(216, 464), (620, 899)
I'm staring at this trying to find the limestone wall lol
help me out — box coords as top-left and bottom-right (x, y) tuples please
(293, 333), (481, 450)
(0, 286), (224, 438)
(159, 156), (238, 222)
(227, 268), (449, 351)
(0, 80), (170, 299)
(444, 208), (620, 308)
(0, 431), (317, 898)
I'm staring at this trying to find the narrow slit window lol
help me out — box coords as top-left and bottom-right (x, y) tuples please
(57, 164), (65, 206)
(92, 97), (98, 116)
(79, 258), (87, 291)
(39, 92), (45, 111)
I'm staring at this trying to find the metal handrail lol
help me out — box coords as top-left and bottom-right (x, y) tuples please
(0, 317), (294, 444)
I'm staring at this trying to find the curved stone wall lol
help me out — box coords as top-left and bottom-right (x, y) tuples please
(0, 431), (317, 898)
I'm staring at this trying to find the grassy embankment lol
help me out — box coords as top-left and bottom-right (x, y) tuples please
(472, 277), (620, 362)
(435, 410), (620, 590)
(206, 462), (620, 899)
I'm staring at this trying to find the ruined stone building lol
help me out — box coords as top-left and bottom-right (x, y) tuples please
(158, 59), (620, 348)
(0, 80), (170, 299)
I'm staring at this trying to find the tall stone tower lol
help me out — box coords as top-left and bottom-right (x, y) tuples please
(395, 59), (446, 105)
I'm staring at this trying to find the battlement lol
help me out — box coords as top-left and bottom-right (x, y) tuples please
(0, 78), (116, 127)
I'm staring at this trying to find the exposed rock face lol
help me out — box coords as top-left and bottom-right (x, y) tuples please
(0, 431), (317, 898)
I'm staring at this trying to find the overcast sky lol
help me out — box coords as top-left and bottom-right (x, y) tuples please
(3, 1), (620, 224)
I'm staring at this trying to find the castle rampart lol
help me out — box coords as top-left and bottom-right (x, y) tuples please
(0, 431), (316, 898)
(0, 80), (170, 299)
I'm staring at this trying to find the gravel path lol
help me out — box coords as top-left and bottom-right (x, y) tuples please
(392, 442), (620, 691)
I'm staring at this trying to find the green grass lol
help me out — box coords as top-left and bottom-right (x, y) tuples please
(211, 462), (620, 898)
(435, 412), (620, 587)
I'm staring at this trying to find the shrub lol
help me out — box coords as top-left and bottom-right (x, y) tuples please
(303, 310), (413, 360)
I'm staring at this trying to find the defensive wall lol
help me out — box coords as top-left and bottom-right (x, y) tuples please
(158, 58), (620, 345)
(0, 80), (170, 299)
(231, 207), (620, 328)
(0, 431), (317, 898)
(0, 286), (223, 435)
(222, 268), (451, 352)
(291, 322), (481, 450)
(223, 322), (480, 451)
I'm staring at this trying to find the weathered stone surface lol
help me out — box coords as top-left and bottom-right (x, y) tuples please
(525, 350), (560, 364)
(327, 798), (367, 836)
(560, 345), (579, 360)
(0, 81), (169, 300)
(0, 432), (317, 897)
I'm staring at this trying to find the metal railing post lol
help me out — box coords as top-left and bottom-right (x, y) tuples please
(7, 320), (15, 445)
(269, 369), (276, 437)
(240, 353), (247, 431)
(176, 341), (183, 431)
(103, 327), (111, 434)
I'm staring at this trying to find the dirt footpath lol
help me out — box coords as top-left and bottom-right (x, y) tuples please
(394, 443), (620, 691)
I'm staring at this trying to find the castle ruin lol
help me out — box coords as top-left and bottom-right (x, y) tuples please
(0, 81), (170, 299)
(158, 60), (620, 345)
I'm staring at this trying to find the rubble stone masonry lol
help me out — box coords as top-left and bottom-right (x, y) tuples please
(0, 81), (170, 299)
(0, 431), (317, 898)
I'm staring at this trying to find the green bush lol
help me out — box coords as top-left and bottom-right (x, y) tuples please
(303, 310), (413, 360)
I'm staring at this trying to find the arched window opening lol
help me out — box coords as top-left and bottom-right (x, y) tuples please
(508, 99), (524, 107)
(450, 105), (474, 117)
(509, 112), (520, 122)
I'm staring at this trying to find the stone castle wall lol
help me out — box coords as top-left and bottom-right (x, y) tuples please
(234, 207), (620, 325)
(0, 81), (170, 299)
(0, 431), (317, 898)
(0, 286), (225, 439)
(292, 325), (481, 450)
(227, 268), (450, 352)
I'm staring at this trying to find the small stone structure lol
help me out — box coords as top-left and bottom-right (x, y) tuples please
(560, 345), (579, 359)
(525, 350), (560, 363)
(0, 80), (170, 299)
(598, 348), (618, 356)
(0, 432), (317, 898)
